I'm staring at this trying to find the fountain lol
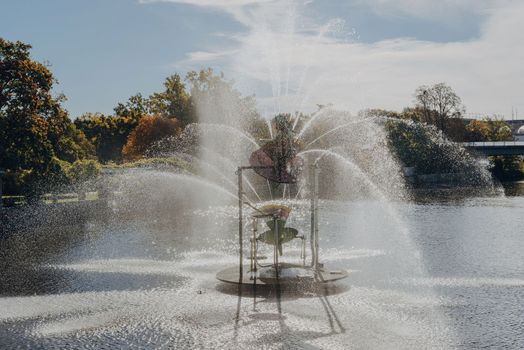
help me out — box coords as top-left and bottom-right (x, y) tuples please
(216, 115), (349, 286)
(4, 2), (520, 349)
(0, 74), (507, 350)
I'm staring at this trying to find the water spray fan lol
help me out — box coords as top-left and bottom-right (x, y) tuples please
(216, 114), (349, 286)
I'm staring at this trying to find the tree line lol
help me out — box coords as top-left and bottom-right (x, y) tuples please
(378, 83), (523, 180)
(0, 38), (260, 195)
(1, 37), (522, 196)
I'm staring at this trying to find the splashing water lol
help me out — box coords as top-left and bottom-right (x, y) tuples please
(2, 1), (513, 349)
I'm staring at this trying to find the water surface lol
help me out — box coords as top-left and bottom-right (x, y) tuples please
(1, 188), (523, 349)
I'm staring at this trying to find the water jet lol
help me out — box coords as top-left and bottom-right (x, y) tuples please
(216, 115), (349, 286)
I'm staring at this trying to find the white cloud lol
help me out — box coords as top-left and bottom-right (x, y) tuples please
(185, 50), (237, 62)
(139, 0), (253, 5)
(356, 0), (496, 21)
(138, 0), (274, 9)
(150, 0), (524, 117)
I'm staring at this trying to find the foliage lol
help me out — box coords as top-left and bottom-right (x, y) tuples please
(465, 118), (513, 142)
(399, 107), (423, 122)
(74, 113), (138, 163)
(360, 108), (401, 119)
(489, 156), (524, 181)
(149, 74), (193, 126)
(104, 157), (194, 174)
(5, 36), (515, 194)
(67, 159), (101, 184)
(2, 157), (101, 196)
(48, 110), (95, 162)
(441, 118), (469, 142)
(0, 38), (95, 195)
(77, 92), (155, 163)
(113, 93), (150, 121)
(386, 119), (475, 175)
(464, 118), (524, 181)
(29, 157), (101, 192)
(122, 116), (181, 161)
(46, 157), (73, 189)
(366, 107), (469, 142)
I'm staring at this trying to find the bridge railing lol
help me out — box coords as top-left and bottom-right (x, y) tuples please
(462, 141), (524, 147)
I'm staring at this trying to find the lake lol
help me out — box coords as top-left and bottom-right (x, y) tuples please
(1, 184), (523, 349)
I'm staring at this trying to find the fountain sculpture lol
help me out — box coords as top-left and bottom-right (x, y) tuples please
(216, 115), (349, 285)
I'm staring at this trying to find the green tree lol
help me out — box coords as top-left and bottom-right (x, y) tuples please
(0, 38), (94, 195)
(465, 117), (513, 142)
(149, 74), (193, 126)
(1, 39), (55, 176)
(67, 159), (101, 184)
(465, 117), (522, 180)
(113, 93), (150, 121)
(48, 107), (95, 162)
(74, 113), (138, 163)
(385, 119), (477, 176)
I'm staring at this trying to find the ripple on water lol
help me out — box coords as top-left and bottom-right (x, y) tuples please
(0, 251), (457, 349)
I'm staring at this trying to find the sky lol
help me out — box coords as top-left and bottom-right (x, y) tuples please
(1, 0), (522, 119)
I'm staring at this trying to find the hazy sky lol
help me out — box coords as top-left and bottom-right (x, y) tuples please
(1, 0), (522, 118)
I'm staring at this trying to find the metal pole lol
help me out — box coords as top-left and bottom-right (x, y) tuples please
(314, 164), (319, 269)
(310, 164), (316, 268)
(310, 163), (319, 270)
(251, 218), (258, 272)
(238, 167), (243, 278)
(274, 216), (279, 278)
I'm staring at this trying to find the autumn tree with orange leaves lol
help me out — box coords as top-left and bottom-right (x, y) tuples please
(122, 116), (180, 161)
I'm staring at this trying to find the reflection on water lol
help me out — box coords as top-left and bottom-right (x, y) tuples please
(503, 181), (524, 196)
(1, 192), (523, 349)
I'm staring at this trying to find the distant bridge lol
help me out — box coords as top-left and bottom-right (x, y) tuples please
(462, 141), (524, 156)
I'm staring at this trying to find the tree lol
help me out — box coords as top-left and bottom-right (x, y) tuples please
(0, 38), (94, 195)
(385, 119), (493, 186)
(74, 113), (138, 163)
(1, 39), (55, 175)
(465, 120), (490, 141)
(490, 156), (524, 181)
(149, 74), (193, 126)
(360, 108), (401, 119)
(465, 117), (513, 142)
(414, 83), (465, 132)
(185, 68), (261, 133)
(122, 116), (180, 161)
(464, 117), (521, 180)
(484, 118), (513, 141)
(114, 93), (150, 121)
(74, 92), (154, 164)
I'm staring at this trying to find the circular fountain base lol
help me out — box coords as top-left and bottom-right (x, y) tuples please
(216, 263), (349, 285)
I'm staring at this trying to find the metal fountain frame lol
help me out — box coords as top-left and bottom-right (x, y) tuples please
(235, 163), (321, 280)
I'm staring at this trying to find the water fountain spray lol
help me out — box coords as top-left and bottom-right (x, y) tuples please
(216, 115), (349, 286)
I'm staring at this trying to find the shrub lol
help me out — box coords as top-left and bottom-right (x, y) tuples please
(67, 159), (101, 184)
